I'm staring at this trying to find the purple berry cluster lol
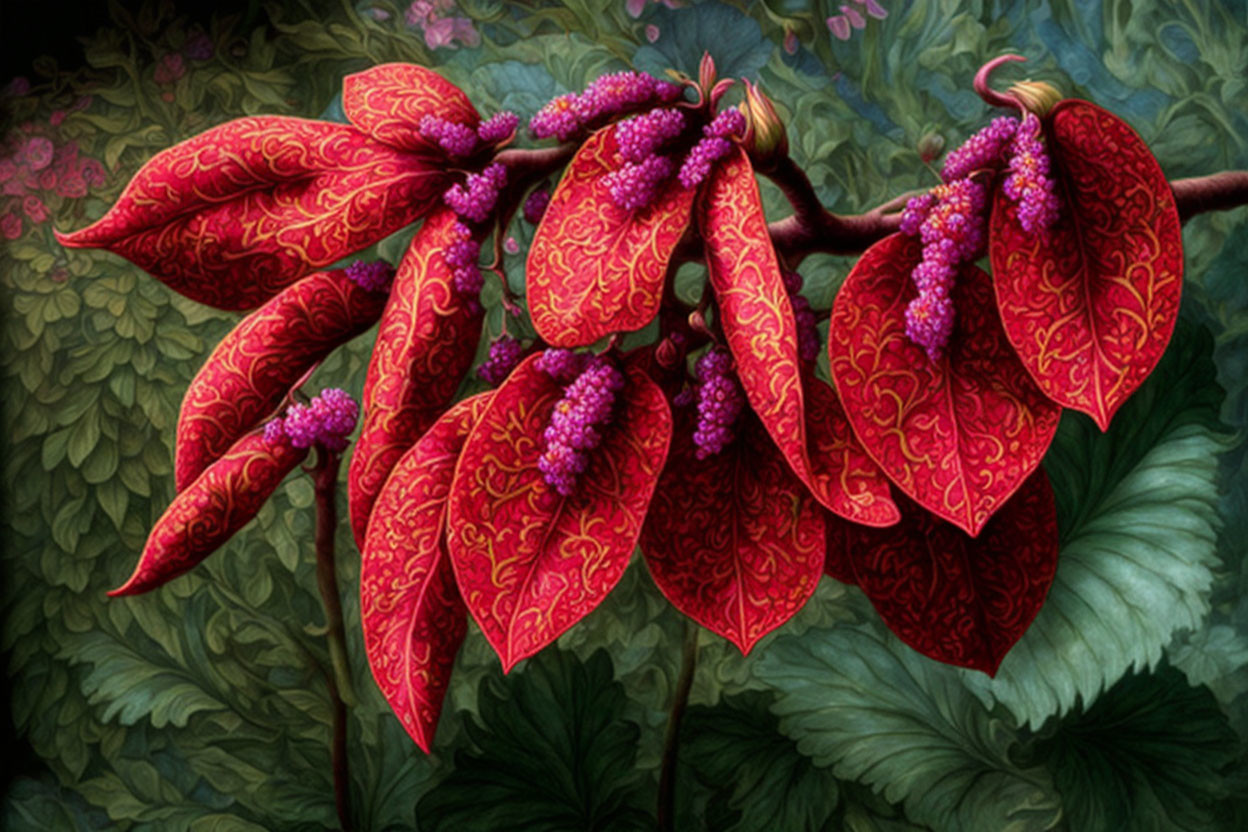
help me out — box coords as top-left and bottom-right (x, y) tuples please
(615, 108), (685, 163)
(443, 162), (508, 224)
(444, 222), (483, 298)
(604, 155), (675, 211)
(523, 188), (551, 224)
(534, 348), (588, 384)
(478, 336), (524, 386)
(782, 270), (820, 362)
(692, 347), (745, 459)
(344, 259), (395, 293)
(529, 71), (680, 141)
(940, 116), (1018, 182)
(419, 115), (479, 158)
(477, 111), (519, 144)
(1003, 113), (1060, 233)
(677, 107), (746, 189)
(537, 355), (625, 496)
(265, 388), (360, 453)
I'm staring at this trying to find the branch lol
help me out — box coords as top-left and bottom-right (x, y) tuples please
(657, 621), (699, 832)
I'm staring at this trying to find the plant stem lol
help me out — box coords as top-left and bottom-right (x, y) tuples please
(312, 448), (354, 832)
(657, 622), (699, 832)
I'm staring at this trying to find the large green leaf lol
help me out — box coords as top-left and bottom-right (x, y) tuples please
(417, 648), (652, 832)
(961, 319), (1232, 728)
(1022, 663), (1239, 832)
(758, 623), (1062, 832)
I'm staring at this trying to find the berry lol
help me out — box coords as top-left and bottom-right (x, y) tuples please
(272, 388), (360, 452)
(419, 115), (478, 158)
(615, 108), (685, 164)
(523, 188), (551, 224)
(692, 347), (745, 458)
(538, 358), (625, 496)
(443, 163), (508, 224)
(1004, 113), (1060, 233)
(529, 93), (582, 141)
(344, 259), (395, 292)
(940, 116), (1018, 182)
(477, 111), (519, 144)
(535, 348), (588, 383)
(604, 154), (674, 211)
(478, 336), (524, 386)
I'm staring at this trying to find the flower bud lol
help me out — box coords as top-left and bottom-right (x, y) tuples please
(1007, 80), (1062, 119)
(698, 52), (717, 97)
(917, 131), (945, 164)
(742, 80), (789, 167)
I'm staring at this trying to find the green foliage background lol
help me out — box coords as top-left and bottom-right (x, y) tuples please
(2, 1), (1247, 829)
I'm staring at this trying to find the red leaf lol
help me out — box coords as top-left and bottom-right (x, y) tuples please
(360, 393), (491, 752)
(56, 117), (447, 310)
(348, 208), (484, 548)
(175, 269), (387, 491)
(527, 129), (695, 347)
(446, 354), (672, 671)
(642, 408), (824, 654)
(822, 511), (857, 586)
(835, 469), (1059, 675)
(110, 431), (307, 596)
(990, 100), (1183, 430)
(828, 233), (1060, 537)
(343, 63), (480, 153)
(701, 150), (891, 523)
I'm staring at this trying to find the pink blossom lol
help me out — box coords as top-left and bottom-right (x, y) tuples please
(49, 111), (66, 127)
(504, 236), (520, 254)
(21, 195), (46, 223)
(20, 137), (54, 171)
(1, 213), (21, 239)
(856, 0), (889, 20)
(646, 24), (660, 43)
(841, 4), (866, 28)
(783, 29), (799, 55)
(827, 16), (851, 40)
(154, 53), (186, 85)
(56, 175), (87, 199)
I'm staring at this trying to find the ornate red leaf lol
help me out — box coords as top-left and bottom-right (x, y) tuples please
(828, 233), (1060, 537)
(834, 469), (1059, 675)
(175, 269), (387, 491)
(342, 63), (480, 153)
(642, 408), (824, 654)
(56, 117), (447, 311)
(348, 208), (484, 548)
(822, 511), (857, 586)
(360, 393), (491, 752)
(526, 129), (695, 347)
(805, 376), (899, 527)
(110, 431), (307, 596)
(446, 354), (672, 672)
(990, 100), (1183, 430)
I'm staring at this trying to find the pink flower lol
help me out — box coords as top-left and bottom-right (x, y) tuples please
(646, 24), (660, 43)
(827, 15), (851, 40)
(783, 28), (799, 54)
(1, 213), (21, 239)
(22, 195), (47, 223)
(154, 53), (186, 85)
(49, 111), (66, 127)
(56, 175), (87, 199)
(504, 236), (520, 254)
(856, 0), (889, 20)
(19, 137), (54, 172)
(80, 158), (107, 188)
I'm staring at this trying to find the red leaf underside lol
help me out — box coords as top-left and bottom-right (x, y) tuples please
(57, 117), (446, 310)
(343, 63), (480, 153)
(837, 469), (1059, 675)
(175, 269), (386, 491)
(990, 99), (1183, 430)
(805, 376), (899, 527)
(348, 207), (484, 548)
(829, 233), (1060, 536)
(360, 393), (491, 752)
(643, 408), (824, 654)
(446, 354), (671, 672)
(527, 128), (695, 347)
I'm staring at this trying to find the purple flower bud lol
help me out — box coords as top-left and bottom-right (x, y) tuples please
(477, 111), (519, 144)
(538, 358), (625, 496)
(263, 418), (287, 445)
(1003, 113), (1060, 233)
(344, 259), (395, 293)
(693, 347), (745, 458)
(478, 336), (524, 386)
(419, 115), (479, 158)
(604, 154), (674, 211)
(278, 388), (360, 452)
(443, 163), (508, 224)
(677, 136), (731, 189)
(523, 188), (551, 224)
(706, 107), (746, 139)
(941, 116), (1018, 182)
(529, 93), (582, 141)
(615, 108), (685, 164)
(535, 348), (588, 383)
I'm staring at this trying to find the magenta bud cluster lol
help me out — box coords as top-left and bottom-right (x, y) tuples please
(940, 116), (1018, 182)
(523, 188), (551, 224)
(478, 336), (524, 386)
(477, 111), (519, 144)
(529, 71), (681, 141)
(444, 221), (484, 301)
(1003, 113), (1060, 233)
(443, 162), (508, 224)
(615, 108), (686, 164)
(605, 155), (675, 212)
(693, 347), (745, 459)
(419, 115), (479, 158)
(537, 355), (625, 496)
(678, 107), (745, 189)
(265, 388), (360, 453)
(534, 348), (588, 384)
(344, 259), (395, 293)
(782, 271), (820, 362)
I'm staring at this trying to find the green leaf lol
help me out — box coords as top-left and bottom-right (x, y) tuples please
(962, 319), (1232, 728)
(417, 648), (652, 832)
(1024, 663), (1238, 831)
(758, 623), (1061, 832)
(681, 690), (840, 832)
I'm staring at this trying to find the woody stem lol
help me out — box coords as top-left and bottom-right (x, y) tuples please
(313, 448), (354, 832)
(657, 621), (699, 832)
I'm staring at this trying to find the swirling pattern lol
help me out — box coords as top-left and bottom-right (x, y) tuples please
(834, 470), (1059, 675)
(446, 354), (671, 672)
(348, 208), (484, 548)
(110, 431), (307, 596)
(805, 376), (899, 527)
(990, 99), (1183, 431)
(642, 407), (824, 654)
(342, 63), (480, 153)
(829, 233), (1060, 537)
(56, 117), (446, 311)
(175, 269), (386, 491)
(360, 393), (491, 753)
(527, 128), (695, 347)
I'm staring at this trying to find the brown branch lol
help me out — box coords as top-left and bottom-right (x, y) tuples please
(1173, 171), (1248, 223)
(657, 621), (699, 832)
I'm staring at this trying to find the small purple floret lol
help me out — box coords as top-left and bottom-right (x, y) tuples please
(272, 388), (360, 452)
(477, 111), (519, 143)
(529, 93), (582, 141)
(604, 155), (674, 211)
(478, 336), (524, 386)
(535, 348), (588, 384)
(419, 115), (479, 157)
(692, 347), (745, 459)
(538, 358), (625, 496)
(941, 116), (1018, 182)
(677, 110), (744, 190)
(1003, 113), (1060, 233)
(344, 259), (395, 293)
(443, 162), (508, 224)
(615, 108), (685, 164)
(523, 188), (551, 224)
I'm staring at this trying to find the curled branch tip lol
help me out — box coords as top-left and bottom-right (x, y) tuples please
(975, 54), (1028, 111)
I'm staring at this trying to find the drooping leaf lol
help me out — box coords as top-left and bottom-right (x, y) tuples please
(416, 649), (651, 832)
(836, 470), (1059, 675)
(961, 319), (1230, 727)
(680, 690), (841, 832)
(1024, 663), (1238, 832)
(990, 99), (1184, 430)
(446, 355), (671, 671)
(56, 117), (448, 310)
(348, 207), (484, 547)
(342, 63), (480, 152)
(360, 394), (491, 753)
(704, 152), (899, 525)
(828, 233), (1061, 536)
(175, 268), (387, 490)
(527, 128), (695, 347)
(642, 409), (824, 654)
(759, 623), (1062, 832)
